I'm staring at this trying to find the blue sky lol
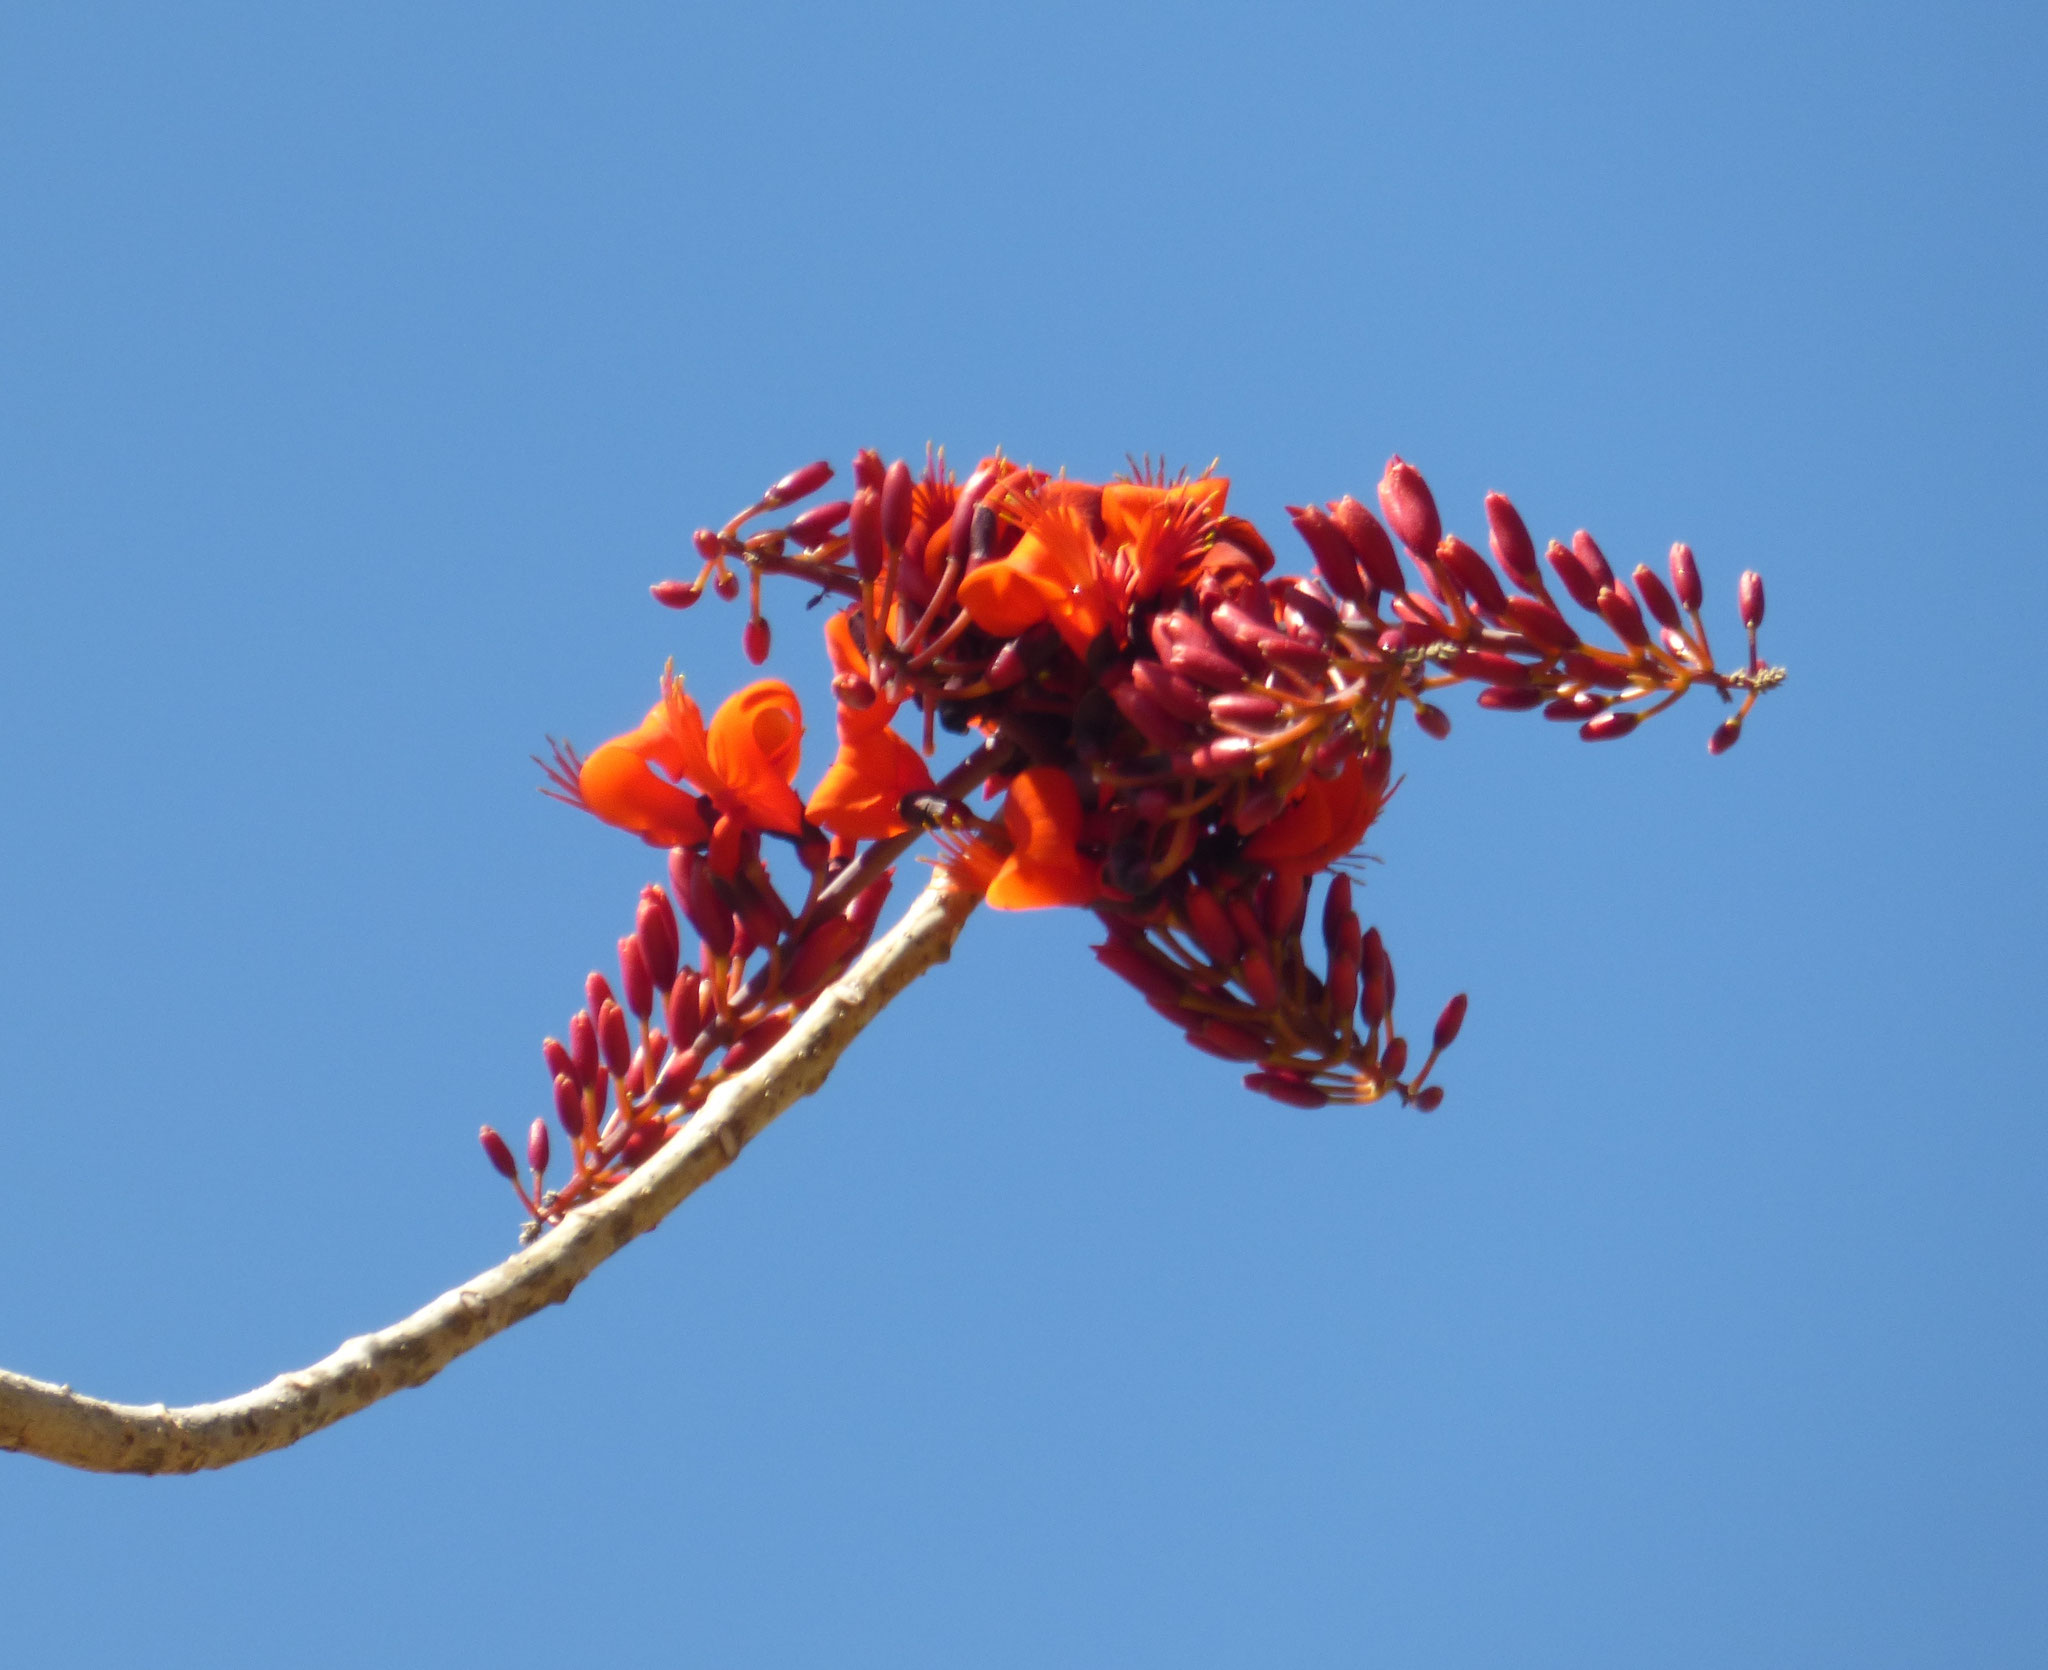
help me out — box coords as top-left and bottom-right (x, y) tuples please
(2, 2), (2043, 1664)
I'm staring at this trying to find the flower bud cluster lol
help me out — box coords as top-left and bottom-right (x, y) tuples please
(482, 852), (895, 1235)
(1093, 871), (1462, 1109)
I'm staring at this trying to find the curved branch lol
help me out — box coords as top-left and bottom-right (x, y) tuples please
(0, 876), (980, 1475)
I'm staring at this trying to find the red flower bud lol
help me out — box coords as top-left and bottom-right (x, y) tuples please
(896, 523), (934, 609)
(597, 999), (632, 1078)
(783, 916), (859, 1000)
(1360, 929), (1391, 1027)
(1208, 689), (1286, 730)
(1597, 585), (1650, 650)
(569, 1012), (598, 1085)
(1547, 540), (1604, 611)
(1477, 686), (1545, 710)
(1571, 530), (1614, 590)
(1094, 940), (1188, 1006)
(945, 465), (1000, 566)
(585, 971), (616, 1021)
(1437, 537), (1508, 615)
(1279, 581), (1341, 636)
(722, 1015), (792, 1076)
(713, 567), (740, 601)
(1432, 993), (1468, 1052)
(1325, 952), (1359, 1028)
(553, 1073), (585, 1140)
(527, 1118), (551, 1176)
(652, 1048), (701, 1104)
(1130, 659), (1209, 725)
(766, 460), (833, 506)
(1189, 1018), (1268, 1062)
(787, 499), (851, 550)
(609, 940), (648, 1024)
(1167, 639), (1249, 692)
(686, 862), (735, 958)
(1244, 1071), (1329, 1109)
(1330, 496), (1407, 593)
(1414, 704), (1451, 739)
(542, 1036), (577, 1086)
(665, 968), (700, 1041)
(1182, 886), (1239, 967)
(1378, 456), (1442, 557)
(1454, 650), (1532, 687)
(620, 1122), (670, 1166)
(881, 459), (913, 551)
(1579, 711), (1640, 742)
(479, 1126), (518, 1182)
(1484, 492), (1541, 593)
(651, 580), (700, 609)
(846, 872), (894, 943)
(1262, 869), (1306, 939)
(1738, 570), (1766, 630)
(1669, 542), (1703, 612)
(1111, 678), (1193, 751)
(1708, 717), (1742, 755)
(1289, 504), (1368, 605)
(1379, 1037), (1408, 1078)
(693, 528), (723, 561)
(849, 488), (884, 581)
(743, 615), (772, 665)
(1501, 596), (1579, 653)
(1414, 1086), (1445, 1112)
(833, 672), (878, 709)
(635, 888), (681, 993)
(852, 448), (885, 491)
(1631, 564), (1683, 632)
(1211, 598), (1291, 654)
(1239, 948), (1282, 1011)
(1321, 875), (1353, 945)
(1188, 736), (1259, 774)
(1561, 651), (1634, 690)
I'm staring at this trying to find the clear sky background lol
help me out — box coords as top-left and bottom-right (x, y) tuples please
(3, 3), (2043, 1665)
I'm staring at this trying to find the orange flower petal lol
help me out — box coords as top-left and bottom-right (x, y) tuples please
(986, 766), (1100, 910)
(576, 706), (711, 847)
(706, 679), (806, 834)
(658, 672), (718, 792)
(806, 721), (933, 839)
(1243, 754), (1383, 873)
(957, 560), (1059, 638)
(1100, 476), (1229, 549)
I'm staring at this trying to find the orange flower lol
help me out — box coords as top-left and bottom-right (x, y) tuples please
(984, 766), (1100, 910)
(956, 483), (1116, 656)
(1241, 751), (1388, 876)
(957, 473), (1231, 656)
(576, 672), (806, 847)
(570, 704), (710, 848)
(806, 614), (934, 839)
(658, 671), (806, 835)
(1101, 476), (1230, 596)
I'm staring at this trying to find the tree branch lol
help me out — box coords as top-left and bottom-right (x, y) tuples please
(0, 875), (980, 1475)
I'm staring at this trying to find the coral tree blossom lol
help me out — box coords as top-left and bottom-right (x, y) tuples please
(499, 445), (1782, 1233)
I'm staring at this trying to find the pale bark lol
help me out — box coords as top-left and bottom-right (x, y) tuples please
(0, 877), (979, 1475)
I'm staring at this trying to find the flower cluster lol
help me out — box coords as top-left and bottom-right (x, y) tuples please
(481, 448), (1780, 1229)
